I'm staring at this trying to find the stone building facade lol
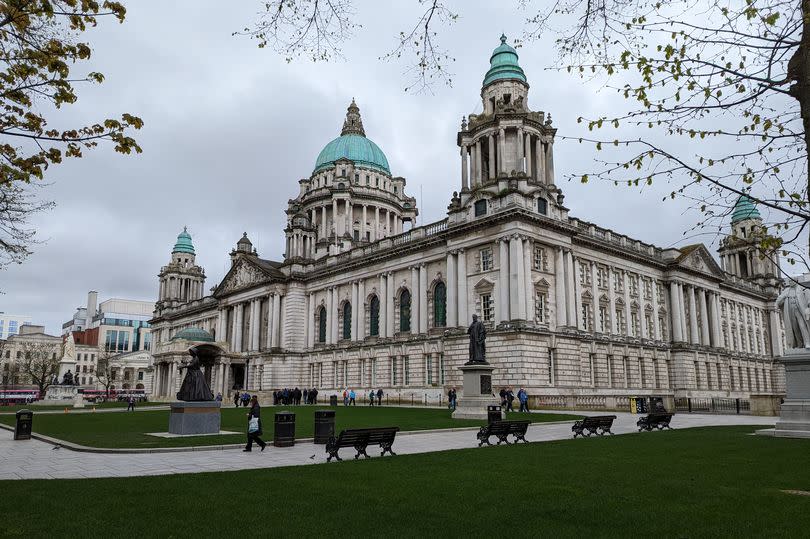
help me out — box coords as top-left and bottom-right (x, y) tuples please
(150, 36), (785, 408)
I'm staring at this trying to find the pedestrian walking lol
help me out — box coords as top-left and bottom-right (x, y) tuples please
(376, 388), (383, 406)
(518, 387), (529, 412)
(343, 389), (349, 406)
(349, 389), (356, 405)
(505, 388), (515, 412)
(126, 395), (135, 412)
(244, 395), (266, 452)
(233, 391), (240, 408)
(215, 392), (223, 403)
(368, 390), (375, 406)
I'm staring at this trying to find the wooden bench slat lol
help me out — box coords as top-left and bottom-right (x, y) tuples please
(326, 427), (400, 462)
(477, 420), (531, 447)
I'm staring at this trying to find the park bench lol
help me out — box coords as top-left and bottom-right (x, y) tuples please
(637, 413), (674, 432)
(571, 415), (617, 438)
(477, 420), (531, 446)
(325, 427), (400, 462)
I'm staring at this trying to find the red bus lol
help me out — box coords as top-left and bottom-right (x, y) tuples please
(0, 389), (40, 405)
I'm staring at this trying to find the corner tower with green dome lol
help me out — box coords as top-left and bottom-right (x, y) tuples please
(718, 194), (779, 283)
(285, 99), (418, 260)
(157, 227), (207, 309)
(449, 34), (566, 227)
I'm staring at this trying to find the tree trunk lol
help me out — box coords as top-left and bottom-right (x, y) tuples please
(788, 1), (810, 253)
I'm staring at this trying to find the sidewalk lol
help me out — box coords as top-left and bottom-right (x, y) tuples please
(0, 411), (775, 481)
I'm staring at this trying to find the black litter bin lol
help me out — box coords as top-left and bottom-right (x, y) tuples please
(14, 409), (33, 440)
(274, 411), (296, 447)
(487, 405), (503, 423)
(329, 395), (338, 407)
(314, 409), (336, 444)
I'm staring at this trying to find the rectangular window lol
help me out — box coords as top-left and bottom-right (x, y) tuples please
(8, 321), (18, 335)
(480, 248), (493, 271)
(613, 272), (623, 293)
(535, 291), (547, 323)
(371, 359), (377, 386)
(439, 353), (445, 385)
(537, 197), (548, 215)
(353, 230), (359, 241)
(391, 357), (398, 386)
(394, 186), (398, 194)
(631, 311), (639, 337)
(474, 199), (487, 217)
(366, 175), (370, 185)
(138, 371), (144, 381)
(599, 305), (608, 333)
(644, 313), (653, 338)
(581, 303), (591, 331)
(481, 294), (494, 322)
(426, 355), (433, 385)
(354, 173), (359, 183)
(579, 262), (590, 286)
(629, 275), (639, 296)
(597, 267), (608, 289)
(616, 309), (626, 334)
(404, 357), (410, 385)
(533, 246), (546, 271)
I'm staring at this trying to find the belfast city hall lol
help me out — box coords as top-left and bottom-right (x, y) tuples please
(149, 35), (786, 410)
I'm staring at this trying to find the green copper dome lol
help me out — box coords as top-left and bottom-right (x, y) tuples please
(483, 34), (528, 88)
(731, 194), (761, 223)
(172, 227), (195, 255)
(313, 99), (391, 175)
(170, 327), (214, 342)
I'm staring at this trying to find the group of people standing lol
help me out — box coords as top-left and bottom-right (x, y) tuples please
(366, 388), (384, 406)
(498, 387), (530, 412)
(271, 387), (318, 405)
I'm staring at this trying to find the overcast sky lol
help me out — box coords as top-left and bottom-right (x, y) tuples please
(2, 0), (728, 335)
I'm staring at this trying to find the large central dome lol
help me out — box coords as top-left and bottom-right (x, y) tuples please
(313, 99), (391, 175)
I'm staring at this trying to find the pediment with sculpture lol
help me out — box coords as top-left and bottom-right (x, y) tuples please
(675, 245), (724, 278)
(215, 259), (272, 296)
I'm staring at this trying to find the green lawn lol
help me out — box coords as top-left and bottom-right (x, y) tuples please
(0, 401), (166, 414)
(0, 426), (808, 537)
(0, 405), (578, 449)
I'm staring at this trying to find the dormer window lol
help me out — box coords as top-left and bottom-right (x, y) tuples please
(376, 177), (379, 187)
(503, 93), (511, 104)
(537, 198), (547, 215)
(394, 186), (398, 194)
(475, 199), (487, 217)
(340, 168), (345, 177)
(354, 173), (359, 183)
(366, 175), (370, 185)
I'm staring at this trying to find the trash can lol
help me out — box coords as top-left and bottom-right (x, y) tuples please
(329, 395), (338, 407)
(487, 405), (503, 423)
(274, 411), (296, 447)
(14, 409), (33, 440)
(631, 397), (648, 414)
(314, 409), (335, 444)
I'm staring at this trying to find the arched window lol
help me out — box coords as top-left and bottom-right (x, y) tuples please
(400, 289), (411, 332)
(318, 306), (327, 343)
(434, 282), (447, 327)
(342, 303), (352, 340)
(369, 296), (380, 336)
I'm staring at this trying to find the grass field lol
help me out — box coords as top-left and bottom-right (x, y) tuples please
(0, 402), (166, 414)
(0, 405), (579, 448)
(0, 426), (807, 537)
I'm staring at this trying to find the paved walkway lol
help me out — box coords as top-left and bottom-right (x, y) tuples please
(0, 411), (775, 481)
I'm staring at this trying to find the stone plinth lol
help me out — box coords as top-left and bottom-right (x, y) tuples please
(44, 385), (79, 401)
(168, 401), (221, 435)
(452, 363), (501, 420)
(760, 351), (810, 438)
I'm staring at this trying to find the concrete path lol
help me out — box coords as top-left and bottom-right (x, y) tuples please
(0, 411), (775, 481)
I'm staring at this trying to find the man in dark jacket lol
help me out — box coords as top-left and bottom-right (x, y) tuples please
(505, 388), (515, 412)
(376, 388), (383, 406)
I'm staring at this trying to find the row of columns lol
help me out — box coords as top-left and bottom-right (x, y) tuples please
(160, 276), (202, 302)
(216, 293), (284, 353)
(495, 235), (535, 323)
(669, 282), (722, 346)
(460, 129), (555, 189)
(311, 201), (403, 242)
(286, 233), (315, 259)
(308, 353), (445, 389)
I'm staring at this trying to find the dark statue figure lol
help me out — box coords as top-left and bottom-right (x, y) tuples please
(467, 314), (487, 364)
(176, 349), (214, 402)
(62, 370), (74, 385)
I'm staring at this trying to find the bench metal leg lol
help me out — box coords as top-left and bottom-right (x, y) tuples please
(354, 444), (370, 459)
(381, 442), (396, 456)
(496, 434), (510, 445)
(514, 433), (528, 443)
(327, 449), (342, 462)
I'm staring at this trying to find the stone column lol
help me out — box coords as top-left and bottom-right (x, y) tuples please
(669, 282), (683, 342)
(272, 293), (281, 348)
(386, 272), (395, 336)
(374, 206), (380, 240)
(536, 138), (545, 184)
(545, 138), (555, 184)
(622, 271), (631, 336)
(488, 135), (495, 180)
(308, 293), (315, 347)
(233, 303), (243, 353)
(460, 146), (469, 190)
(565, 250), (577, 328)
(361, 205), (367, 240)
(351, 281), (359, 340)
(688, 286), (700, 345)
(475, 139), (483, 186)
(699, 289), (710, 346)
(525, 133), (532, 178)
(523, 238), (534, 322)
(652, 280), (661, 340)
(498, 238), (510, 323)
(358, 280), (366, 340)
(251, 300), (261, 351)
(332, 199), (338, 236)
(590, 261), (599, 331)
(498, 128), (506, 174)
(321, 205), (327, 238)
(608, 267), (617, 333)
(457, 250), (468, 326)
(419, 264), (428, 333)
(379, 274), (388, 338)
(510, 236), (526, 320)
(555, 247), (566, 328)
(332, 287), (340, 342)
(677, 284), (688, 343)
(410, 267), (419, 332)
(168, 361), (176, 397)
(447, 252), (458, 327)
(469, 144), (477, 187)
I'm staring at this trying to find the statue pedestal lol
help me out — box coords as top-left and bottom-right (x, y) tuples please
(759, 350), (810, 438)
(44, 384), (79, 401)
(168, 401), (221, 435)
(452, 363), (501, 421)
